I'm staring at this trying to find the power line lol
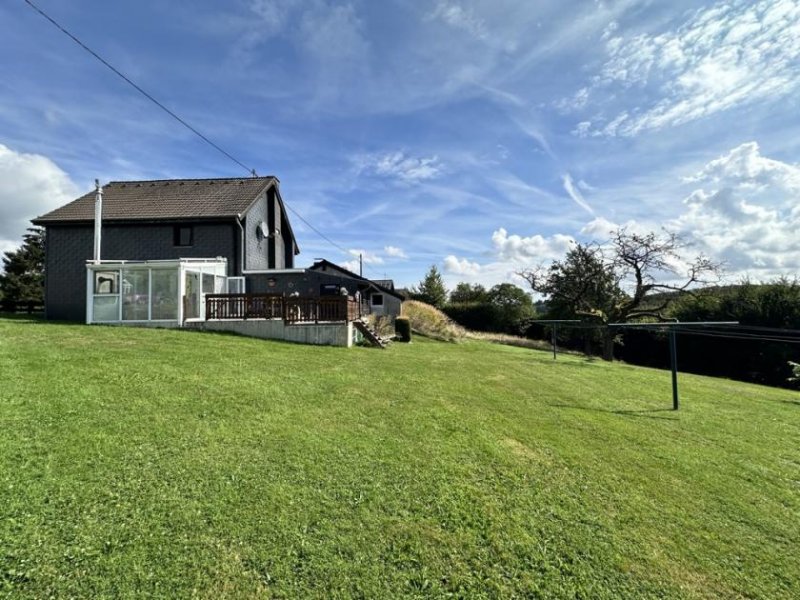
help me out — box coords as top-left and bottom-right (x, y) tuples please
(23, 0), (254, 175)
(23, 0), (373, 274)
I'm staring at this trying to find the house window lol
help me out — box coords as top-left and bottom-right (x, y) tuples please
(320, 284), (339, 296)
(371, 294), (384, 306)
(174, 226), (193, 247)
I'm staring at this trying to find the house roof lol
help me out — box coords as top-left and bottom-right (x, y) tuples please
(372, 279), (395, 291)
(33, 177), (278, 224)
(308, 259), (404, 300)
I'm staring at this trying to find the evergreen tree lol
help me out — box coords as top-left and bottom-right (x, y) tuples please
(413, 265), (448, 308)
(0, 227), (45, 309)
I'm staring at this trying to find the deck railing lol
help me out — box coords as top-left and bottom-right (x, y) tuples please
(205, 294), (363, 323)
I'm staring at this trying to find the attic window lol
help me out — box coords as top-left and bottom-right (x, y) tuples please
(174, 226), (193, 247)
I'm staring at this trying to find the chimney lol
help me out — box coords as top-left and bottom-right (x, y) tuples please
(93, 179), (102, 263)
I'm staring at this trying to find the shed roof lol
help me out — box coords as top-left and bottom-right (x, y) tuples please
(33, 177), (277, 224)
(308, 259), (403, 300)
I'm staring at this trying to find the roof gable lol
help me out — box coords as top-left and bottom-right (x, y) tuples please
(308, 259), (403, 300)
(33, 177), (277, 224)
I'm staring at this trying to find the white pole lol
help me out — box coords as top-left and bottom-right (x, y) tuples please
(93, 179), (103, 263)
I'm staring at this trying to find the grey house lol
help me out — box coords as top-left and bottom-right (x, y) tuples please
(32, 176), (401, 330)
(33, 177), (298, 322)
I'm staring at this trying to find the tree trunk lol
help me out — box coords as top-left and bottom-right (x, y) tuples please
(601, 331), (615, 361)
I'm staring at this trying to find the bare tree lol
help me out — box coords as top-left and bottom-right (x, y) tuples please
(519, 228), (721, 360)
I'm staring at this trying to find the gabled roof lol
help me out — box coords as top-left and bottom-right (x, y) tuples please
(308, 259), (404, 300)
(372, 279), (395, 291)
(33, 177), (278, 224)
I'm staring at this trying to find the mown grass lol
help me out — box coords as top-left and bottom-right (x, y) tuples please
(1, 316), (798, 598)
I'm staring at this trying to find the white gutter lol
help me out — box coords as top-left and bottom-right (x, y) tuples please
(93, 179), (102, 263)
(241, 268), (306, 275)
(236, 213), (246, 273)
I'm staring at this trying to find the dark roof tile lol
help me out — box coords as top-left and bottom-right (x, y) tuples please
(33, 177), (277, 223)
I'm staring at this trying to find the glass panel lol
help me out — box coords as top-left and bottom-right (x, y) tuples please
(227, 277), (245, 294)
(122, 269), (149, 321)
(93, 296), (119, 322)
(214, 276), (226, 293)
(151, 269), (179, 320)
(202, 273), (214, 295)
(185, 272), (200, 319)
(95, 271), (119, 294)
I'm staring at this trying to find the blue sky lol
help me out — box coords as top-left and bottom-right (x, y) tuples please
(2, 0), (800, 288)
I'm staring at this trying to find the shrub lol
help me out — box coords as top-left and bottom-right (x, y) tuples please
(366, 314), (395, 339)
(395, 316), (411, 342)
(401, 300), (466, 342)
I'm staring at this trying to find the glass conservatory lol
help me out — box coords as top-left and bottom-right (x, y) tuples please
(85, 259), (240, 325)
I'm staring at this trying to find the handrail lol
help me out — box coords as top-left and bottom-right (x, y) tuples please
(205, 293), (362, 323)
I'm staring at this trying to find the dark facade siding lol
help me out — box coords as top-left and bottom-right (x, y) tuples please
(44, 221), (238, 322)
(243, 189), (293, 271)
(268, 189), (286, 269)
(248, 271), (360, 297)
(244, 192), (270, 271)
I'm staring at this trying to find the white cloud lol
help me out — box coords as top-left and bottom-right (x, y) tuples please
(353, 151), (443, 184)
(0, 144), (78, 253)
(562, 173), (595, 215)
(572, 121), (592, 137)
(580, 216), (618, 237)
(570, 0), (800, 136)
(347, 248), (384, 265)
(437, 227), (577, 287)
(443, 255), (482, 276)
(428, 1), (489, 41)
(491, 227), (575, 263)
(555, 86), (589, 112)
(670, 141), (800, 275)
(384, 245), (408, 259)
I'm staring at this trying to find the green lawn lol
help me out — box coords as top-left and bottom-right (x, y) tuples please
(1, 317), (798, 599)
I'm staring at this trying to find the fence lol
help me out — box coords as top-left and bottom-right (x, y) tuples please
(205, 294), (363, 324)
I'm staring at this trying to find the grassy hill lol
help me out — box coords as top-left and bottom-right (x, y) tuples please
(1, 316), (798, 598)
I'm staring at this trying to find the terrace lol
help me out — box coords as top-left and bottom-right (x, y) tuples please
(85, 258), (374, 346)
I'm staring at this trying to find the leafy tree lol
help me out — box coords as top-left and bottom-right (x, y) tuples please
(487, 283), (533, 310)
(0, 227), (45, 310)
(520, 229), (719, 360)
(449, 282), (487, 304)
(411, 265), (448, 308)
(486, 283), (535, 333)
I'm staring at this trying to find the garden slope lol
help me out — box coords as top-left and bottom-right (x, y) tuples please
(1, 317), (798, 598)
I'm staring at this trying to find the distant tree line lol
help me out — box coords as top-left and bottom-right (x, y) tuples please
(410, 228), (800, 389)
(408, 265), (536, 335)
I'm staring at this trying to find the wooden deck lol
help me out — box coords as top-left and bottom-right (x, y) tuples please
(205, 294), (366, 324)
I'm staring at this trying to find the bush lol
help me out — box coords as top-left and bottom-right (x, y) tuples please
(443, 302), (501, 332)
(401, 301), (466, 342)
(395, 316), (411, 342)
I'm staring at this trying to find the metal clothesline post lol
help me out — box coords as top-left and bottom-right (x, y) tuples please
(608, 321), (739, 410)
(534, 320), (582, 360)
